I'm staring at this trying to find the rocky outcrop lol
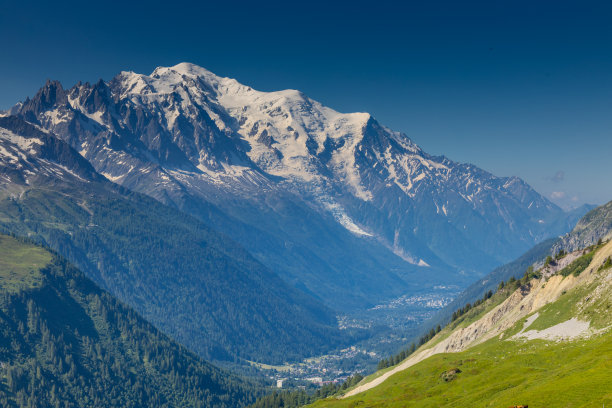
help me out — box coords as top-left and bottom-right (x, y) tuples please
(554, 200), (612, 253)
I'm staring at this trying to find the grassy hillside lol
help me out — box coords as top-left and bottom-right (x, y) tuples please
(0, 234), (263, 407)
(311, 333), (611, 408)
(310, 241), (612, 408)
(0, 235), (50, 293)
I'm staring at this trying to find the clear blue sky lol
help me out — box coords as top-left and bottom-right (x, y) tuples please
(2, 0), (611, 208)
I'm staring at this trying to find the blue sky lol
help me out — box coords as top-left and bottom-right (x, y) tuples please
(1, 0), (611, 208)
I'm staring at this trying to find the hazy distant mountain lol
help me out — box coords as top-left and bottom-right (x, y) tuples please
(0, 116), (347, 363)
(12, 63), (583, 310)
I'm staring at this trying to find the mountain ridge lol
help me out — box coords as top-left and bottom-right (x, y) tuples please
(554, 200), (612, 253)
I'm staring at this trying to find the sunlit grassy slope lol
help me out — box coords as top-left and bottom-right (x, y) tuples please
(311, 244), (612, 408)
(312, 331), (611, 407)
(0, 234), (51, 293)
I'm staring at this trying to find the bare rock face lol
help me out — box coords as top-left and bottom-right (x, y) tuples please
(554, 201), (612, 253)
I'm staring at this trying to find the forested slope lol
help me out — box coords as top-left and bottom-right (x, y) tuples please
(0, 234), (264, 408)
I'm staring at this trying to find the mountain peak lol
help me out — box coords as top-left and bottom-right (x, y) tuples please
(167, 62), (216, 77)
(24, 79), (68, 115)
(150, 62), (230, 88)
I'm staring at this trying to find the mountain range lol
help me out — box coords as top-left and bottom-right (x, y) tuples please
(8, 63), (585, 312)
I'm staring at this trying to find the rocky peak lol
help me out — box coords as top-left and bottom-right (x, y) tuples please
(20, 80), (68, 121)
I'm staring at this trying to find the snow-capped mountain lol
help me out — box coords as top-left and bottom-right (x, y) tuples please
(12, 63), (582, 310)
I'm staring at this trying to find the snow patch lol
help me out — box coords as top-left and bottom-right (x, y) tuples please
(100, 172), (123, 182)
(0, 128), (43, 151)
(322, 201), (372, 237)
